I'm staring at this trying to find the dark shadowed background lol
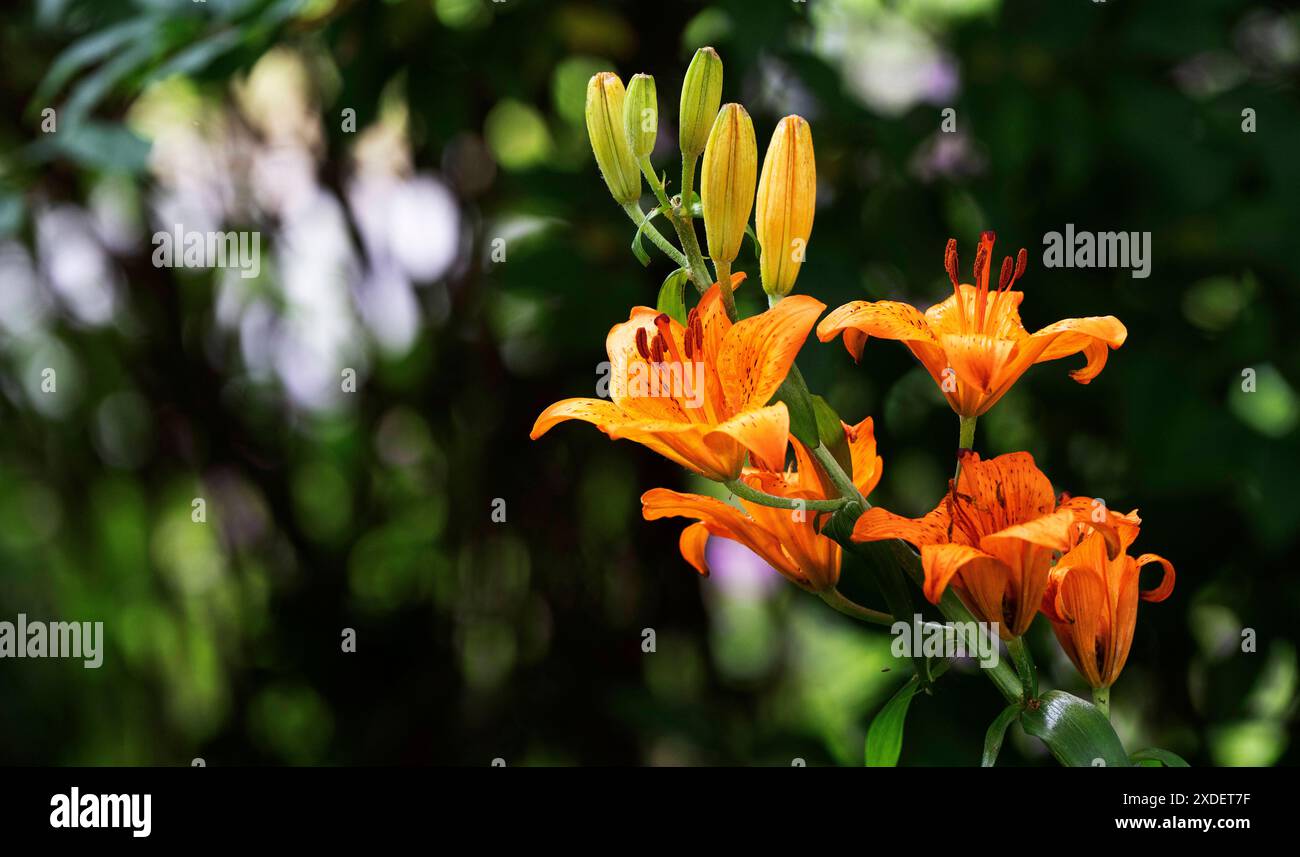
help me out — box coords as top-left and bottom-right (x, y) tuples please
(0, 0), (1297, 765)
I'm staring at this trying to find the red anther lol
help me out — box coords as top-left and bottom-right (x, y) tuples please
(635, 327), (651, 360)
(1014, 248), (1028, 281)
(974, 244), (989, 284)
(944, 238), (959, 287)
(998, 256), (1014, 291)
(650, 334), (666, 363)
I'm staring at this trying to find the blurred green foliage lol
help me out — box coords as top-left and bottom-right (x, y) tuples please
(0, 0), (1296, 766)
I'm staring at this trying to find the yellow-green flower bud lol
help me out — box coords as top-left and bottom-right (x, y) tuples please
(623, 74), (658, 160)
(700, 103), (756, 268)
(756, 115), (816, 297)
(585, 72), (641, 204)
(678, 47), (723, 159)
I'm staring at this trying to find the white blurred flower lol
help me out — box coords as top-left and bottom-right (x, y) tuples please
(811, 4), (959, 117)
(0, 241), (52, 338)
(36, 205), (119, 326)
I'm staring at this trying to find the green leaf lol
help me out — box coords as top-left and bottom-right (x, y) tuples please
(631, 221), (652, 267)
(865, 675), (920, 767)
(1130, 748), (1190, 767)
(982, 703), (1023, 767)
(811, 395), (853, 478)
(30, 19), (156, 111)
(771, 365), (819, 448)
(44, 122), (151, 173)
(62, 37), (164, 123)
(143, 29), (244, 85)
(1019, 690), (1130, 767)
(656, 268), (690, 325)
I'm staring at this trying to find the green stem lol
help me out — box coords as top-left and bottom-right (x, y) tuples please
(937, 588), (1023, 704)
(671, 154), (714, 296)
(1005, 636), (1038, 700)
(809, 410), (1021, 703)
(958, 415), (977, 451)
(818, 587), (894, 627)
(1092, 685), (1111, 719)
(811, 440), (865, 506)
(953, 414), (977, 485)
(714, 258), (736, 320)
(725, 479), (848, 512)
(620, 203), (689, 270)
(677, 223), (713, 296)
(639, 156), (674, 213)
(680, 153), (697, 216)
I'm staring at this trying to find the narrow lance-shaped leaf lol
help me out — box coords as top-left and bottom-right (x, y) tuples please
(982, 702), (1023, 767)
(865, 675), (920, 767)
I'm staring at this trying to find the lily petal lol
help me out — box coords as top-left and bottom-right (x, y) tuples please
(679, 522), (712, 576)
(641, 487), (802, 583)
(852, 504), (953, 548)
(844, 416), (884, 497)
(1136, 553), (1176, 602)
(718, 294), (825, 414)
(708, 402), (790, 473)
(817, 300), (938, 361)
(919, 542), (1001, 605)
(1025, 315), (1127, 384)
(530, 397), (628, 439)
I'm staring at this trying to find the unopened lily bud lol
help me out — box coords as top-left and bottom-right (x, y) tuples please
(679, 47), (723, 159)
(756, 115), (816, 297)
(585, 72), (641, 204)
(700, 103), (756, 268)
(623, 74), (658, 160)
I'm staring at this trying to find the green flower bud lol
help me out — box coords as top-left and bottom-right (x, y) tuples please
(756, 115), (816, 297)
(585, 72), (641, 204)
(623, 74), (658, 160)
(678, 47), (723, 159)
(700, 103), (756, 268)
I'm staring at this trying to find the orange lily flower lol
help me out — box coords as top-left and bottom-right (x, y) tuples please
(851, 450), (1097, 639)
(816, 232), (1127, 418)
(530, 275), (825, 481)
(1041, 513), (1175, 689)
(641, 418), (884, 592)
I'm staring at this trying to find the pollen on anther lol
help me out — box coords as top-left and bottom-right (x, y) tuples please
(635, 327), (651, 360)
(998, 256), (1013, 291)
(650, 334), (666, 363)
(1014, 248), (1028, 281)
(944, 238), (959, 287)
